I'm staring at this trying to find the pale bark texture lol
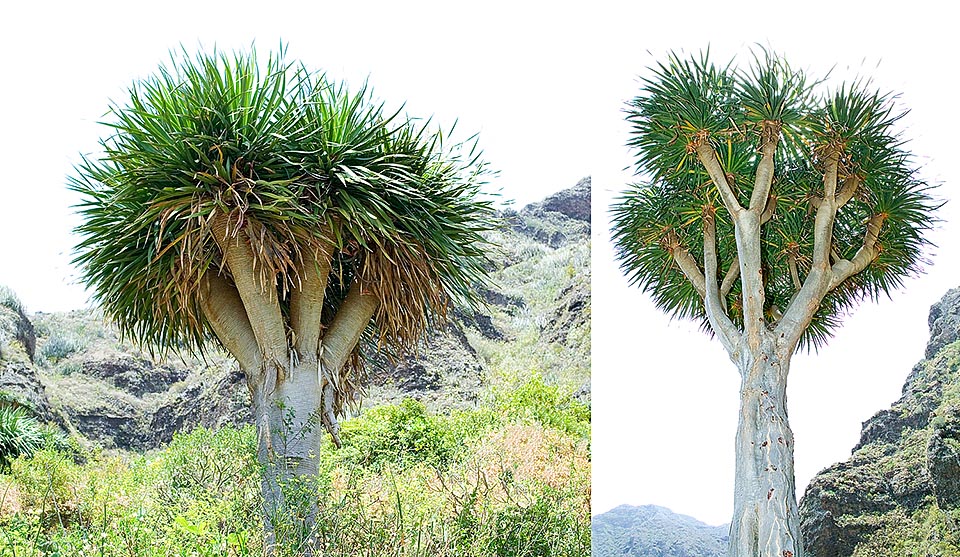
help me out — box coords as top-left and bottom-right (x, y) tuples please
(200, 212), (379, 556)
(728, 338), (802, 557)
(673, 139), (884, 556)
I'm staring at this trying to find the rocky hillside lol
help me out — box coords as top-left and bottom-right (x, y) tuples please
(0, 178), (590, 451)
(591, 504), (728, 557)
(799, 287), (960, 556)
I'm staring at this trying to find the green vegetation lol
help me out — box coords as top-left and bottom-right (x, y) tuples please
(0, 406), (44, 471)
(0, 376), (589, 556)
(0, 286), (22, 314)
(39, 332), (83, 363)
(852, 506), (960, 557)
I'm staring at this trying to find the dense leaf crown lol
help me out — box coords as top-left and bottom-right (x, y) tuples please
(611, 49), (938, 350)
(71, 46), (497, 357)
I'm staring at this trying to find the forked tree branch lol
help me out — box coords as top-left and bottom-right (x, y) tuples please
(668, 236), (707, 300)
(828, 214), (885, 290)
(696, 143), (745, 218)
(318, 281), (379, 448)
(290, 229), (335, 361)
(837, 174), (860, 208)
(788, 253), (802, 290)
(734, 210), (766, 352)
(703, 211), (741, 354)
(199, 271), (264, 391)
(720, 255), (740, 298)
(760, 193), (778, 225)
(777, 151), (876, 351)
(749, 121), (780, 214)
(811, 147), (841, 269)
(319, 281), (380, 376)
(210, 212), (288, 370)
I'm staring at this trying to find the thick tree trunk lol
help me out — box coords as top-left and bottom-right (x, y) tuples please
(728, 339), (803, 557)
(251, 357), (323, 557)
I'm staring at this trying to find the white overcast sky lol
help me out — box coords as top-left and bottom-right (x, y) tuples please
(1, 0), (958, 529)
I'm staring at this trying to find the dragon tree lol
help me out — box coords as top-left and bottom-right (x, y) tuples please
(610, 50), (938, 556)
(70, 47), (495, 554)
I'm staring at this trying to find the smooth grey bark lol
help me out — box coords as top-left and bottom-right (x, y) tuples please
(251, 359), (323, 556)
(728, 336), (802, 557)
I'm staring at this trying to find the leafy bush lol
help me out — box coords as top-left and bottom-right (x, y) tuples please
(336, 398), (461, 470)
(0, 406), (44, 470)
(494, 375), (590, 438)
(157, 426), (259, 503)
(0, 285), (23, 314)
(8, 447), (75, 523)
(485, 486), (589, 557)
(40, 332), (83, 362)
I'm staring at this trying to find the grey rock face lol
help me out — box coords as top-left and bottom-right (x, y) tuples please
(79, 356), (189, 397)
(539, 177), (591, 223)
(927, 405), (960, 509)
(0, 305), (56, 422)
(800, 286), (960, 555)
(0, 303), (36, 363)
(0, 361), (59, 423)
(926, 287), (960, 359)
(509, 177), (591, 248)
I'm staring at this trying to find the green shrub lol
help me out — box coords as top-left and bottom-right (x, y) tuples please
(40, 332), (83, 362)
(336, 399), (461, 470)
(0, 285), (23, 313)
(0, 406), (44, 470)
(9, 447), (75, 523)
(156, 426), (259, 505)
(494, 375), (590, 438)
(485, 487), (589, 557)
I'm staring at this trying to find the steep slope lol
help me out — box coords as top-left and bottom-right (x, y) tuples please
(0, 178), (591, 451)
(799, 287), (960, 556)
(591, 504), (728, 557)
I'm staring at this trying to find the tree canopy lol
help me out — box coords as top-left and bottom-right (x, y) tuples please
(611, 49), (938, 351)
(71, 46), (496, 372)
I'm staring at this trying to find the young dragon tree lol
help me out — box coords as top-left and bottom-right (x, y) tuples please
(70, 47), (495, 553)
(610, 50), (938, 557)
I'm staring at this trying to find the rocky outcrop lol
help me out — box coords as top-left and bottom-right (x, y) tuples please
(0, 362), (59, 424)
(43, 348), (250, 451)
(509, 177), (591, 248)
(0, 302), (35, 364)
(538, 177), (591, 223)
(366, 321), (485, 411)
(0, 301), (54, 422)
(78, 356), (188, 397)
(926, 287), (960, 359)
(800, 287), (960, 555)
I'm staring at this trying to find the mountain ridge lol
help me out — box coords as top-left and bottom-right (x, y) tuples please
(592, 503), (728, 557)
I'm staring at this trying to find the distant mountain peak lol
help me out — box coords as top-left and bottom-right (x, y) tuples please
(593, 503), (728, 557)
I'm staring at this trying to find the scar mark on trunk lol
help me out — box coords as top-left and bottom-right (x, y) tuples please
(767, 488), (774, 499)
